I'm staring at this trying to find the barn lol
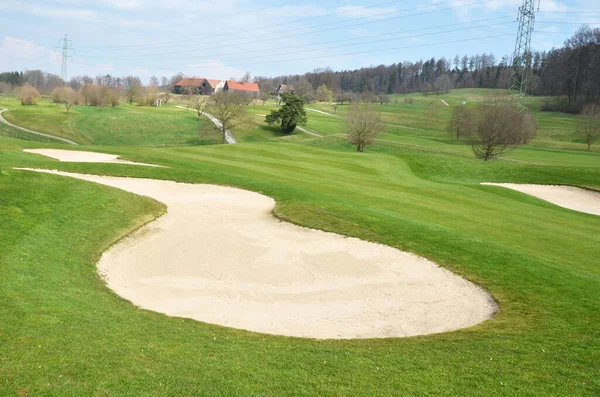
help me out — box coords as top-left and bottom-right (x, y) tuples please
(174, 78), (205, 94)
(224, 81), (260, 98)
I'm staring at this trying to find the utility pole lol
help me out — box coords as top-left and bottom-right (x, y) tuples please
(509, 0), (540, 106)
(56, 34), (74, 83)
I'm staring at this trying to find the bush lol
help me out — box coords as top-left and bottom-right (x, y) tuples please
(51, 87), (76, 104)
(18, 84), (40, 105)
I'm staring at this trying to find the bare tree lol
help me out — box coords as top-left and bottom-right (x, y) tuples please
(240, 71), (252, 83)
(426, 100), (439, 129)
(149, 76), (159, 87)
(468, 97), (537, 161)
(63, 87), (77, 113)
(181, 86), (195, 111)
(194, 96), (209, 120)
(259, 91), (271, 105)
(446, 104), (471, 140)
(206, 92), (249, 144)
(577, 103), (600, 150)
(346, 103), (384, 152)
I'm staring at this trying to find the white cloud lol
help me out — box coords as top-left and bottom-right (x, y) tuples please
(0, 37), (60, 70)
(336, 5), (398, 20)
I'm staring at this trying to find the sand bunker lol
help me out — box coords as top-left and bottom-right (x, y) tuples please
(482, 183), (600, 216)
(20, 169), (497, 339)
(23, 149), (161, 167)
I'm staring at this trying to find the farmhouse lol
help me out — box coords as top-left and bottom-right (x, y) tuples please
(224, 81), (260, 97)
(173, 77), (205, 94)
(203, 79), (225, 95)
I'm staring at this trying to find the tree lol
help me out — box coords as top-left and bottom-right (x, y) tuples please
(259, 91), (271, 105)
(468, 97), (537, 161)
(265, 93), (307, 134)
(426, 100), (439, 128)
(446, 104), (471, 140)
(207, 92), (248, 143)
(577, 103), (600, 150)
(149, 76), (159, 87)
(346, 103), (384, 152)
(162, 92), (172, 104)
(18, 84), (40, 105)
(64, 87), (78, 113)
(240, 71), (252, 83)
(378, 95), (391, 105)
(315, 84), (333, 102)
(51, 87), (65, 104)
(194, 96), (208, 120)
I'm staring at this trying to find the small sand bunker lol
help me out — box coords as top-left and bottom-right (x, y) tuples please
(483, 183), (600, 216)
(24, 149), (161, 167)
(20, 169), (497, 339)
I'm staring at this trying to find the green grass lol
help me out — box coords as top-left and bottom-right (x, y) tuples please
(0, 97), (208, 146)
(1, 127), (599, 395)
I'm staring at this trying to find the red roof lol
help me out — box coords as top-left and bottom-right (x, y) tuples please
(205, 79), (222, 88)
(227, 81), (260, 93)
(175, 77), (205, 87)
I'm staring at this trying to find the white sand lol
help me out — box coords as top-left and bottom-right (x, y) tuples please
(482, 183), (600, 216)
(20, 169), (497, 339)
(23, 149), (161, 167)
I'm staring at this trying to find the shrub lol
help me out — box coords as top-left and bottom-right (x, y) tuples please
(18, 84), (40, 105)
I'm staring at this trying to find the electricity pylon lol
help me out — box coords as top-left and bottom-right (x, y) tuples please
(509, 0), (539, 106)
(56, 34), (74, 83)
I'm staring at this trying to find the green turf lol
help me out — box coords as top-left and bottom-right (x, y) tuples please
(1, 126), (599, 395)
(0, 97), (210, 146)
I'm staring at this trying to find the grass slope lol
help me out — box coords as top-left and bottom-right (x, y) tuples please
(1, 134), (599, 395)
(0, 97), (207, 146)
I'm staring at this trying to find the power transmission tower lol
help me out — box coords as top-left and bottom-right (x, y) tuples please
(509, 0), (540, 105)
(55, 34), (74, 83)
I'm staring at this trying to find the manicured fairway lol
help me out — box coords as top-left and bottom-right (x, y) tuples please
(1, 124), (599, 395)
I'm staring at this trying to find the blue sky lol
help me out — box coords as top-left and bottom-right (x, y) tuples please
(0, 0), (598, 82)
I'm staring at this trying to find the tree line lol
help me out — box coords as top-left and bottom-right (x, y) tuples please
(256, 25), (600, 113)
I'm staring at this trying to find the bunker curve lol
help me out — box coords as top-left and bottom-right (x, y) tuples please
(482, 183), (600, 217)
(23, 149), (163, 167)
(18, 168), (497, 339)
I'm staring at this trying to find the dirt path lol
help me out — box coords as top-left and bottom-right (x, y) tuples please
(306, 108), (342, 118)
(0, 107), (78, 145)
(19, 168), (497, 339)
(175, 106), (236, 144)
(482, 183), (600, 216)
(440, 99), (450, 106)
(296, 126), (322, 137)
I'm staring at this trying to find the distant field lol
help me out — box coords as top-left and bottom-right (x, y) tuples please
(0, 97), (209, 146)
(0, 89), (592, 153)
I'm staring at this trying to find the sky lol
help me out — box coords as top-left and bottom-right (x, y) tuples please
(0, 0), (598, 83)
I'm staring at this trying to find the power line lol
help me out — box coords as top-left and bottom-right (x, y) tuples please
(72, 32), (514, 71)
(77, 0), (410, 51)
(76, 0), (500, 62)
(118, 19), (516, 70)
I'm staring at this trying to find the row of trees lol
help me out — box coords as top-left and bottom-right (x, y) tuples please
(255, 26), (599, 112)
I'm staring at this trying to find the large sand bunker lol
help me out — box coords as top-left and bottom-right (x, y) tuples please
(24, 149), (161, 167)
(482, 183), (600, 216)
(20, 169), (497, 339)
